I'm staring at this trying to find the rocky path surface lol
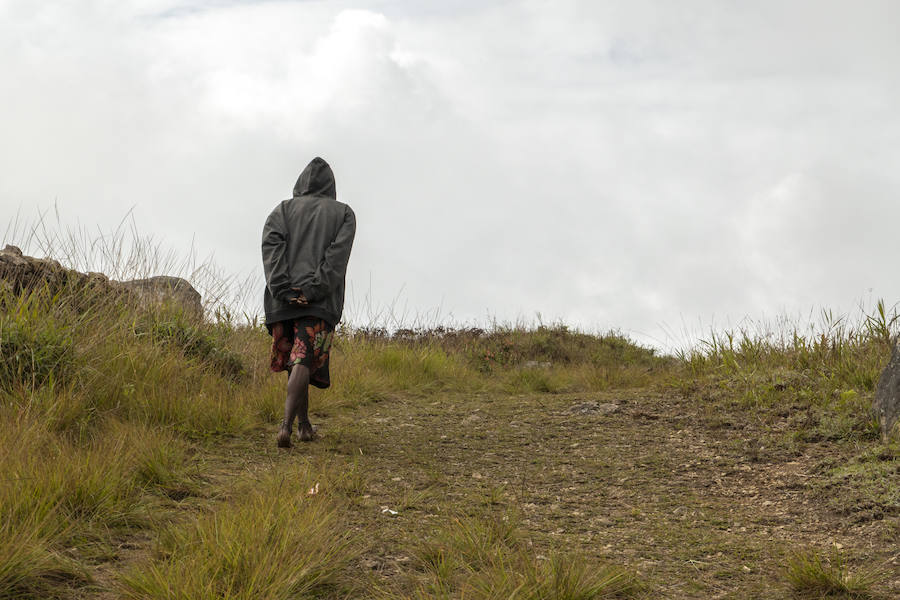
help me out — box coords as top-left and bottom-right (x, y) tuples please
(89, 388), (900, 599)
(314, 389), (899, 598)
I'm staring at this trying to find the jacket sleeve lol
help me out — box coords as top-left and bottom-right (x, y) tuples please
(261, 206), (294, 302)
(302, 206), (356, 303)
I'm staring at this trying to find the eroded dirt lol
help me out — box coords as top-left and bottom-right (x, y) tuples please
(296, 389), (900, 598)
(91, 388), (900, 599)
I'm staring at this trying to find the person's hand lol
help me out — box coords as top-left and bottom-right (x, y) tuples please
(290, 287), (308, 305)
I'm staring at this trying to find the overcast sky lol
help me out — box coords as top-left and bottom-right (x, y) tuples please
(2, 0), (899, 347)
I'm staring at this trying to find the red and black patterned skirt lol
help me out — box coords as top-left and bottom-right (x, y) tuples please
(269, 317), (335, 389)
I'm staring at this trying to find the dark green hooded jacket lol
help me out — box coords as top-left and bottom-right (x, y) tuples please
(262, 157), (356, 329)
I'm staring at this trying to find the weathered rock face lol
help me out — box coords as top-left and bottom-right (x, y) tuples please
(120, 276), (202, 317)
(1, 244), (71, 294)
(873, 339), (900, 441)
(0, 245), (202, 317)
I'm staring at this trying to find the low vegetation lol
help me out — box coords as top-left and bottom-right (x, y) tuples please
(121, 468), (356, 600)
(783, 548), (886, 599)
(1, 235), (898, 598)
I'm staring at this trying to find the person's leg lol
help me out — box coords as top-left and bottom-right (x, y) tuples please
(290, 364), (315, 441)
(287, 363), (311, 428)
(278, 364), (312, 446)
(277, 371), (291, 447)
(277, 364), (311, 447)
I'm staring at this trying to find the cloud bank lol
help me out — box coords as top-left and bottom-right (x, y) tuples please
(2, 0), (899, 347)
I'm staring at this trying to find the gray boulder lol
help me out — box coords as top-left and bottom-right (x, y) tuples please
(120, 276), (202, 317)
(873, 339), (900, 441)
(0, 245), (69, 294)
(0, 245), (203, 318)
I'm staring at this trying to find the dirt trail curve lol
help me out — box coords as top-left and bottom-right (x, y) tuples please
(90, 388), (899, 599)
(320, 389), (899, 598)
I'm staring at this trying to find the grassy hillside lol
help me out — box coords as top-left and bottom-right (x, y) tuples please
(1, 270), (898, 598)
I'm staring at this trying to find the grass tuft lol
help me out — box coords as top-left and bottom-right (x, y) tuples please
(119, 470), (357, 600)
(0, 504), (88, 600)
(0, 293), (73, 392)
(406, 513), (640, 600)
(783, 548), (884, 599)
(137, 313), (246, 380)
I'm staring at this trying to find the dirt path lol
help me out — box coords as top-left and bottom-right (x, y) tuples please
(90, 388), (900, 599)
(301, 389), (900, 598)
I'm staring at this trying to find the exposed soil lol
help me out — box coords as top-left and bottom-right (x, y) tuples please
(89, 387), (900, 599)
(300, 389), (899, 598)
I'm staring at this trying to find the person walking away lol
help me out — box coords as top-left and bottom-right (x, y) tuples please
(262, 157), (356, 447)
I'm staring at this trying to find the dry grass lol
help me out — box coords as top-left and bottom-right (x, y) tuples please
(783, 548), (886, 599)
(120, 469), (357, 600)
(399, 513), (639, 600)
(1, 222), (899, 598)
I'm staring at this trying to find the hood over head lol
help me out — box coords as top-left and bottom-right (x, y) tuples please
(293, 157), (336, 199)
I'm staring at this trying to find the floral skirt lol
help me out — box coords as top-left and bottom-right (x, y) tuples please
(269, 317), (335, 389)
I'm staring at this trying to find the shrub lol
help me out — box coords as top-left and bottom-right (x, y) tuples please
(0, 312), (73, 392)
(135, 315), (246, 381)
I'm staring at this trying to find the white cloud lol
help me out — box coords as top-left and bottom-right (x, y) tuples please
(2, 0), (900, 348)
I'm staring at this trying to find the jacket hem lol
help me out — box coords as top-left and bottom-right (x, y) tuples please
(265, 306), (338, 333)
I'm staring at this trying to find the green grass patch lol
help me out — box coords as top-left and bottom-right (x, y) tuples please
(783, 548), (885, 599)
(0, 294), (73, 392)
(403, 512), (640, 599)
(119, 468), (357, 600)
(0, 414), (199, 597)
(135, 313), (246, 381)
(0, 505), (87, 600)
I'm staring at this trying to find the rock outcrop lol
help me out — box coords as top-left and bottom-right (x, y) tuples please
(0, 245), (202, 317)
(873, 339), (900, 441)
(120, 276), (202, 316)
(1, 244), (73, 294)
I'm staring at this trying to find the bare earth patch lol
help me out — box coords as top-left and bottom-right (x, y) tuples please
(86, 387), (900, 599)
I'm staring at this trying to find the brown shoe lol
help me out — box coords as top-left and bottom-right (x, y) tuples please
(298, 421), (317, 442)
(277, 420), (292, 448)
